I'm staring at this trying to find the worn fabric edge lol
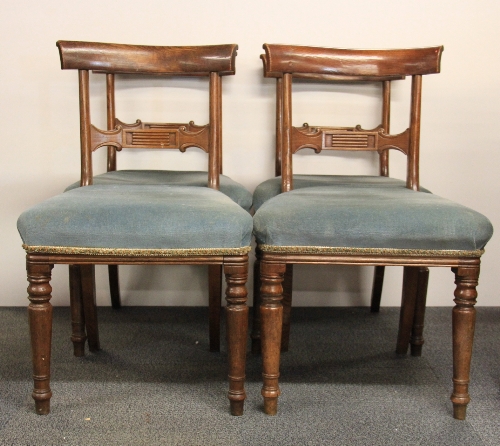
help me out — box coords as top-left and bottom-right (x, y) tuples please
(23, 244), (251, 257)
(258, 244), (484, 257)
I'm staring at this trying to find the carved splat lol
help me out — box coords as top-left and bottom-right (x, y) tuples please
(291, 124), (323, 153)
(292, 124), (410, 155)
(90, 120), (209, 152)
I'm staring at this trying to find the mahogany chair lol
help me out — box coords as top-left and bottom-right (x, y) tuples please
(17, 41), (252, 416)
(251, 48), (432, 354)
(252, 44), (493, 419)
(61, 42), (252, 353)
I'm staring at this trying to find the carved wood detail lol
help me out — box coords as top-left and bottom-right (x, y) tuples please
(292, 124), (409, 155)
(291, 124), (322, 153)
(90, 120), (209, 152)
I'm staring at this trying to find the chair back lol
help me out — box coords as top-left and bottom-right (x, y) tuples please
(260, 44), (443, 192)
(57, 41), (238, 189)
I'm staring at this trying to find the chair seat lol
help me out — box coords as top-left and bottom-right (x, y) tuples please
(252, 175), (431, 211)
(18, 185), (252, 254)
(253, 186), (493, 253)
(66, 170), (252, 212)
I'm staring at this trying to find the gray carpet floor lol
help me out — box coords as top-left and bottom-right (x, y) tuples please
(0, 306), (499, 445)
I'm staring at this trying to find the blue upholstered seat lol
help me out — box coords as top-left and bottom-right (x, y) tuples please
(253, 175), (431, 211)
(18, 185), (252, 253)
(253, 186), (493, 253)
(66, 170), (253, 212)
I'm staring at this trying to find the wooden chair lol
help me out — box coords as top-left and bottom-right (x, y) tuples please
(252, 44), (493, 419)
(251, 48), (432, 354)
(61, 43), (252, 354)
(17, 41), (252, 416)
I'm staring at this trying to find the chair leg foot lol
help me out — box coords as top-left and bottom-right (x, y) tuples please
(73, 343), (85, 357)
(264, 397), (278, 415)
(410, 344), (423, 357)
(34, 399), (51, 415)
(453, 403), (467, 420)
(230, 400), (244, 416)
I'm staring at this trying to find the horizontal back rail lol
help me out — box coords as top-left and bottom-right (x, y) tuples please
(262, 44), (443, 78)
(57, 41), (238, 76)
(291, 125), (409, 155)
(91, 120), (209, 152)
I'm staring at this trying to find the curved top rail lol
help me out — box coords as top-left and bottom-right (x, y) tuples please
(261, 44), (443, 78)
(57, 41), (238, 76)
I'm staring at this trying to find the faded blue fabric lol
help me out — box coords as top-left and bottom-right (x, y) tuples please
(253, 175), (431, 211)
(253, 186), (493, 251)
(18, 185), (252, 249)
(66, 170), (252, 212)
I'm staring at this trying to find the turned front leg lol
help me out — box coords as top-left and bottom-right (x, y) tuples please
(27, 261), (54, 415)
(451, 266), (479, 420)
(224, 257), (249, 416)
(260, 261), (286, 415)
